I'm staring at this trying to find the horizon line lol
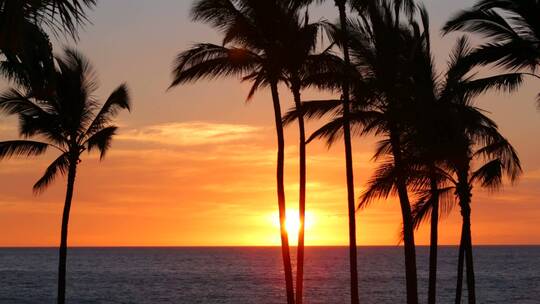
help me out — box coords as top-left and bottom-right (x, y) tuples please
(1, 244), (539, 249)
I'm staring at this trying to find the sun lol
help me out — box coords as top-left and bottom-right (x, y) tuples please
(272, 210), (314, 246)
(286, 213), (301, 241)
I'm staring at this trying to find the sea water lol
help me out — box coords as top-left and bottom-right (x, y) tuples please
(0, 246), (538, 303)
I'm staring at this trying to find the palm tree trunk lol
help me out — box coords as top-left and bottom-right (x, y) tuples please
(58, 160), (77, 304)
(455, 229), (465, 304)
(292, 84), (307, 304)
(335, 2), (360, 303)
(390, 131), (418, 304)
(463, 205), (476, 304)
(428, 176), (439, 304)
(397, 184), (419, 304)
(270, 81), (295, 304)
(456, 169), (476, 304)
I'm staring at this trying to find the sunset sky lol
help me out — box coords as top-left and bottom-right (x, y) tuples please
(1, 0), (539, 247)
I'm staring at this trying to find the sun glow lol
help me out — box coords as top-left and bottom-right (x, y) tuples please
(272, 210), (315, 246)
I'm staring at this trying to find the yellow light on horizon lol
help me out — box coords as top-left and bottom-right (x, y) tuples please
(271, 210), (315, 246)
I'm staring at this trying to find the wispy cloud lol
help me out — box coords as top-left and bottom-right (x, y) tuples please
(118, 121), (262, 146)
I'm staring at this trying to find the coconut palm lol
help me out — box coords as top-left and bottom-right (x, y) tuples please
(273, 13), (321, 304)
(0, 49), (130, 304)
(286, 1), (422, 302)
(235, 6), (328, 303)
(0, 0), (96, 92)
(363, 35), (523, 304)
(169, 1), (319, 303)
(293, 1), (361, 302)
(443, 0), (540, 103)
(402, 34), (523, 304)
(441, 38), (522, 304)
(349, 2), (423, 303)
(0, 0), (96, 41)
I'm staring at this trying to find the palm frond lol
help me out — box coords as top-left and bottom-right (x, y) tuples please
(0, 140), (48, 160)
(372, 138), (392, 161)
(33, 152), (70, 193)
(471, 158), (504, 190)
(84, 84), (130, 139)
(411, 186), (456, 229)
(34, 0), (97, 39)
(170, 43), (260, 87)
(358, 161), (398, 210)
(462, 73), (523, 98)
(85, 126), (118, 160)
(307, 117), (345, 146)
(0, 89), (52, 116)
(474, 138), (522, 182)
(443, 9), (520, 41)
(467, 41), (540, 71)
(282, 99), (342, 126)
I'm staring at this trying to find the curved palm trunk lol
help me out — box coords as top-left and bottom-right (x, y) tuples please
(456, 170), (476, 304)
(270, 81), (295, 304)
(428, 175), (439, 304)
(58, 159), (77, 304)
(390, 132), (418, 304)
(335, 2), (360, 303)
(292, 84), (307, 304)
(455, 229), (465, 304)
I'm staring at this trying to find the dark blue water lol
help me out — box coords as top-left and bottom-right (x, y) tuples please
(0, 246), (538, 303)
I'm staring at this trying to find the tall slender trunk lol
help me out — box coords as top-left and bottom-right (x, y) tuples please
(456, 168), (476, 304)
(463, 208), (476, 304)
(270, 81), (295, 304)
(58, 159), (77, 304)
(335, 2), (360, 304)
(292, 83), (306, 304)
(428, 174), (439, 304)
(455, 229), (465, 304)
(390, 131), (418, 304)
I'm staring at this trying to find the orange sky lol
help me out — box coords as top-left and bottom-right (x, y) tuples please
(1, 0), (539, 247)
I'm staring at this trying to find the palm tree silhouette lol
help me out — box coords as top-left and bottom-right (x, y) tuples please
(286, 2), (422, 302)
(0, 0), (96, 89)
(333, 3), (359, 302)
(440, 38), (522, 304)
(294, 1), (361, 301)
(443, 0), (540, 104)
(0, 49), (131, 304)
(273, 11), (321, 304)
(349, 2), (423, 303)
(169, 1), (321, 303)
(387, 33), (524, 304)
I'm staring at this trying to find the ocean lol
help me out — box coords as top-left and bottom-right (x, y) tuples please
(0, 246), (538, 303)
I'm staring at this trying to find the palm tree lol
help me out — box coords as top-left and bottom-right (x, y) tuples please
(294, 1), (360, 301)
(353, 23), (522, 301)
(287, 1), (421, 302)
(333, 3), (359, 302)
(275, 12), (321, 304)
(349, 2), (423, 303)
(0, 0), (96, 93)
(443, 0), (540, 102)
(169, 1), (316, 303)
(240, 6), (329, 303)
(445, 45), (522, 304)
(0, 49), (131, 304)
(0, 0), (96, 38)
(400, 34), (524, 304)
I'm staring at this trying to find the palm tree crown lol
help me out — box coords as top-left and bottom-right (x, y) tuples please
(0, 0), (97, 94)
(0, 48), (131, 191)
(443, 0), (540, 102)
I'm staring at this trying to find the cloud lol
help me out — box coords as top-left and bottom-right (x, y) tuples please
(117, 121), (263, 146)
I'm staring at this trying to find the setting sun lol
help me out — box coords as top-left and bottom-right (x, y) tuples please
(272, 210), (315, 246)
(1, 0), (540, 303)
